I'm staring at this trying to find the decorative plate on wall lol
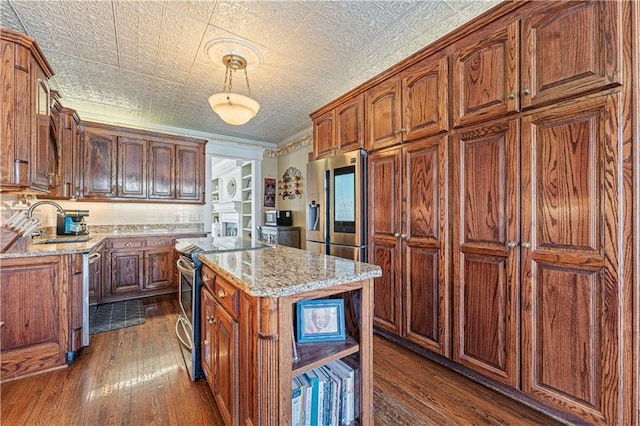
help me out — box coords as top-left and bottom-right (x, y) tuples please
(227, 178), (237, 197)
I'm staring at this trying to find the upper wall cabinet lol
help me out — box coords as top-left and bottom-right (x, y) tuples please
(520, 1), (622, 109)
(0, 29), (54, 193)
(452, 1), (622, 128)
(365, 55), (449, 152)
(81, 122), (205, 203)
(312, 94), (364, 159)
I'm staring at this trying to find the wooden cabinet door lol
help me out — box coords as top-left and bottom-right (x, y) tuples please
(0, 256), (65, 380)
(368, 148), (402, 334)
(313, 109), (335, 159)
(118, 137), (147, 199)
(108, 250), (144, 295)
(403, 135), (450, 356)
(520, 95), (627, 424)
(452, 21), (519, 128)
(148, 141), (175, 199)
(402, 56), (449, 142)
(144, 249), (174, 290)
(175, 143), (202, 201)
(30, 73), (53, 191)
(365, 76), (402, 151)
(214, 301), (239, 426)
(201, 288), (215, 387)
(335, 95), (364, 153)
(520, 1), (622, 109)
(452, 118), (520, 387)
(83, 130), (117, 199)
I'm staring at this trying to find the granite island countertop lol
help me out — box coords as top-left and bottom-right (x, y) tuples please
(198, 245), (382, 298)
(0, 226), (206, 259)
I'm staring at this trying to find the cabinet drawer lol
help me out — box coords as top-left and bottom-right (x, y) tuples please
(145, 237), (174, 248)
(110, 238), (144, 249)
(214, 275), (239, 319)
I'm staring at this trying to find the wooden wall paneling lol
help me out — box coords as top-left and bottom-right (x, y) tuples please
(401, 56), (449, 142)
(402, 135), (450, 356)
(520, 1), (623, 110)
(451, 118), (520, 387)
(368, 149), (402, 334)
(452, 21), (519, 128)
(520, 94), (628, 424)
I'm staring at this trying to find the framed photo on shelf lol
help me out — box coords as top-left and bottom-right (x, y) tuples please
(296, 299), (346, 343)
(264, 178), (276, 208)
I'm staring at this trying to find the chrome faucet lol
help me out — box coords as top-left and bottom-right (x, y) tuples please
(27, 200), (66, 218)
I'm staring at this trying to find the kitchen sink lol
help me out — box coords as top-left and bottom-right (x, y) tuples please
(37, 237), (92, 244)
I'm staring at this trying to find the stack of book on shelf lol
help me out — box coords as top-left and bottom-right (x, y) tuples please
(292, 359), (359, 426)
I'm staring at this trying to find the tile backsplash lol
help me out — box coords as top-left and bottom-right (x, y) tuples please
(1, 194), (204, 228)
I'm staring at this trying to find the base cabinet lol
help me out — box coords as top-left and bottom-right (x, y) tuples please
(200, 263), (374, 426)
(0, 255), (81, 381)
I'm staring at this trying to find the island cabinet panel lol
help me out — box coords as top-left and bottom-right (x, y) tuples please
(117, 137), (147, 199)
(0, 256), (67, 381)
(520, 1), (622, 110)
(82, 130), (118, 199)
(369, 135), (450, 356)
(452, 118), (520, 387)
(198, 255), (376, 426)
(452, 21), (520, 128)
(175, 143), (203, 202)
(520, 95), (625, 424)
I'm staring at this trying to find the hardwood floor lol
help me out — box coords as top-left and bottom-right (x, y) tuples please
(1, 296), (559, 425)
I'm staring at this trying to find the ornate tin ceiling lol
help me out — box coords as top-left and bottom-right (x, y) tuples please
(2, 0), (499, 146)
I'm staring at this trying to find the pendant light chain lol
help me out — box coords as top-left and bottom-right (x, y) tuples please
(244, 68), (252, 98)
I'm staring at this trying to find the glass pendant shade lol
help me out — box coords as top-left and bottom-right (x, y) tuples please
(208, 92), (260, 126)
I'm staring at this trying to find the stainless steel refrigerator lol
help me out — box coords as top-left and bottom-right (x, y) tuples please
(306, 149), (367, 261)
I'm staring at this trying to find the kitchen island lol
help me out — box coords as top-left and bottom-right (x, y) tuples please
(197, 245), (381, 425)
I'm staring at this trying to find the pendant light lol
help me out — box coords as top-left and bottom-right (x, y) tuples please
(208, 54), (260, 126)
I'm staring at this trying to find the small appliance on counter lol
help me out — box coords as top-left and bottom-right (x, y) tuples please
(264, 210), (293, 226)
(56, 210), (89, 236)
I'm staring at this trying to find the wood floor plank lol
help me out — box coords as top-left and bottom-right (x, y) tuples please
(1, 296), (560, 425)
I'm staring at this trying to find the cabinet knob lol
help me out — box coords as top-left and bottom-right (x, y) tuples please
(521, 88), (531, 96)
(507, 241), (518, 248)
(393, 233), (400, 238)
(207, 316), (216, 325)
(156, 241), (163, 245)
(217, 289), (227, 299)
(507, 93), (516, 99)
(521, 242), (532, 249)
(124, 242), (131, 247)
(400, 233), (408, 240)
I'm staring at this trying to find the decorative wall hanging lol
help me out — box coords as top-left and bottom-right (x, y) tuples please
(279, 167), (302, 200)
(264, 178), (276, 207)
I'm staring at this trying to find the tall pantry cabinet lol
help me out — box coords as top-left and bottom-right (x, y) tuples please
(312, 1), (637, 424)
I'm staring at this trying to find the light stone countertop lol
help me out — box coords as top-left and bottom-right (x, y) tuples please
(198, 245), (382, 298)
(0, 227), (206, 259)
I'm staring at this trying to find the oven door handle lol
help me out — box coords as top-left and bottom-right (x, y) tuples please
(176, 258), (195, 276)
(175, 316), (194, 350)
